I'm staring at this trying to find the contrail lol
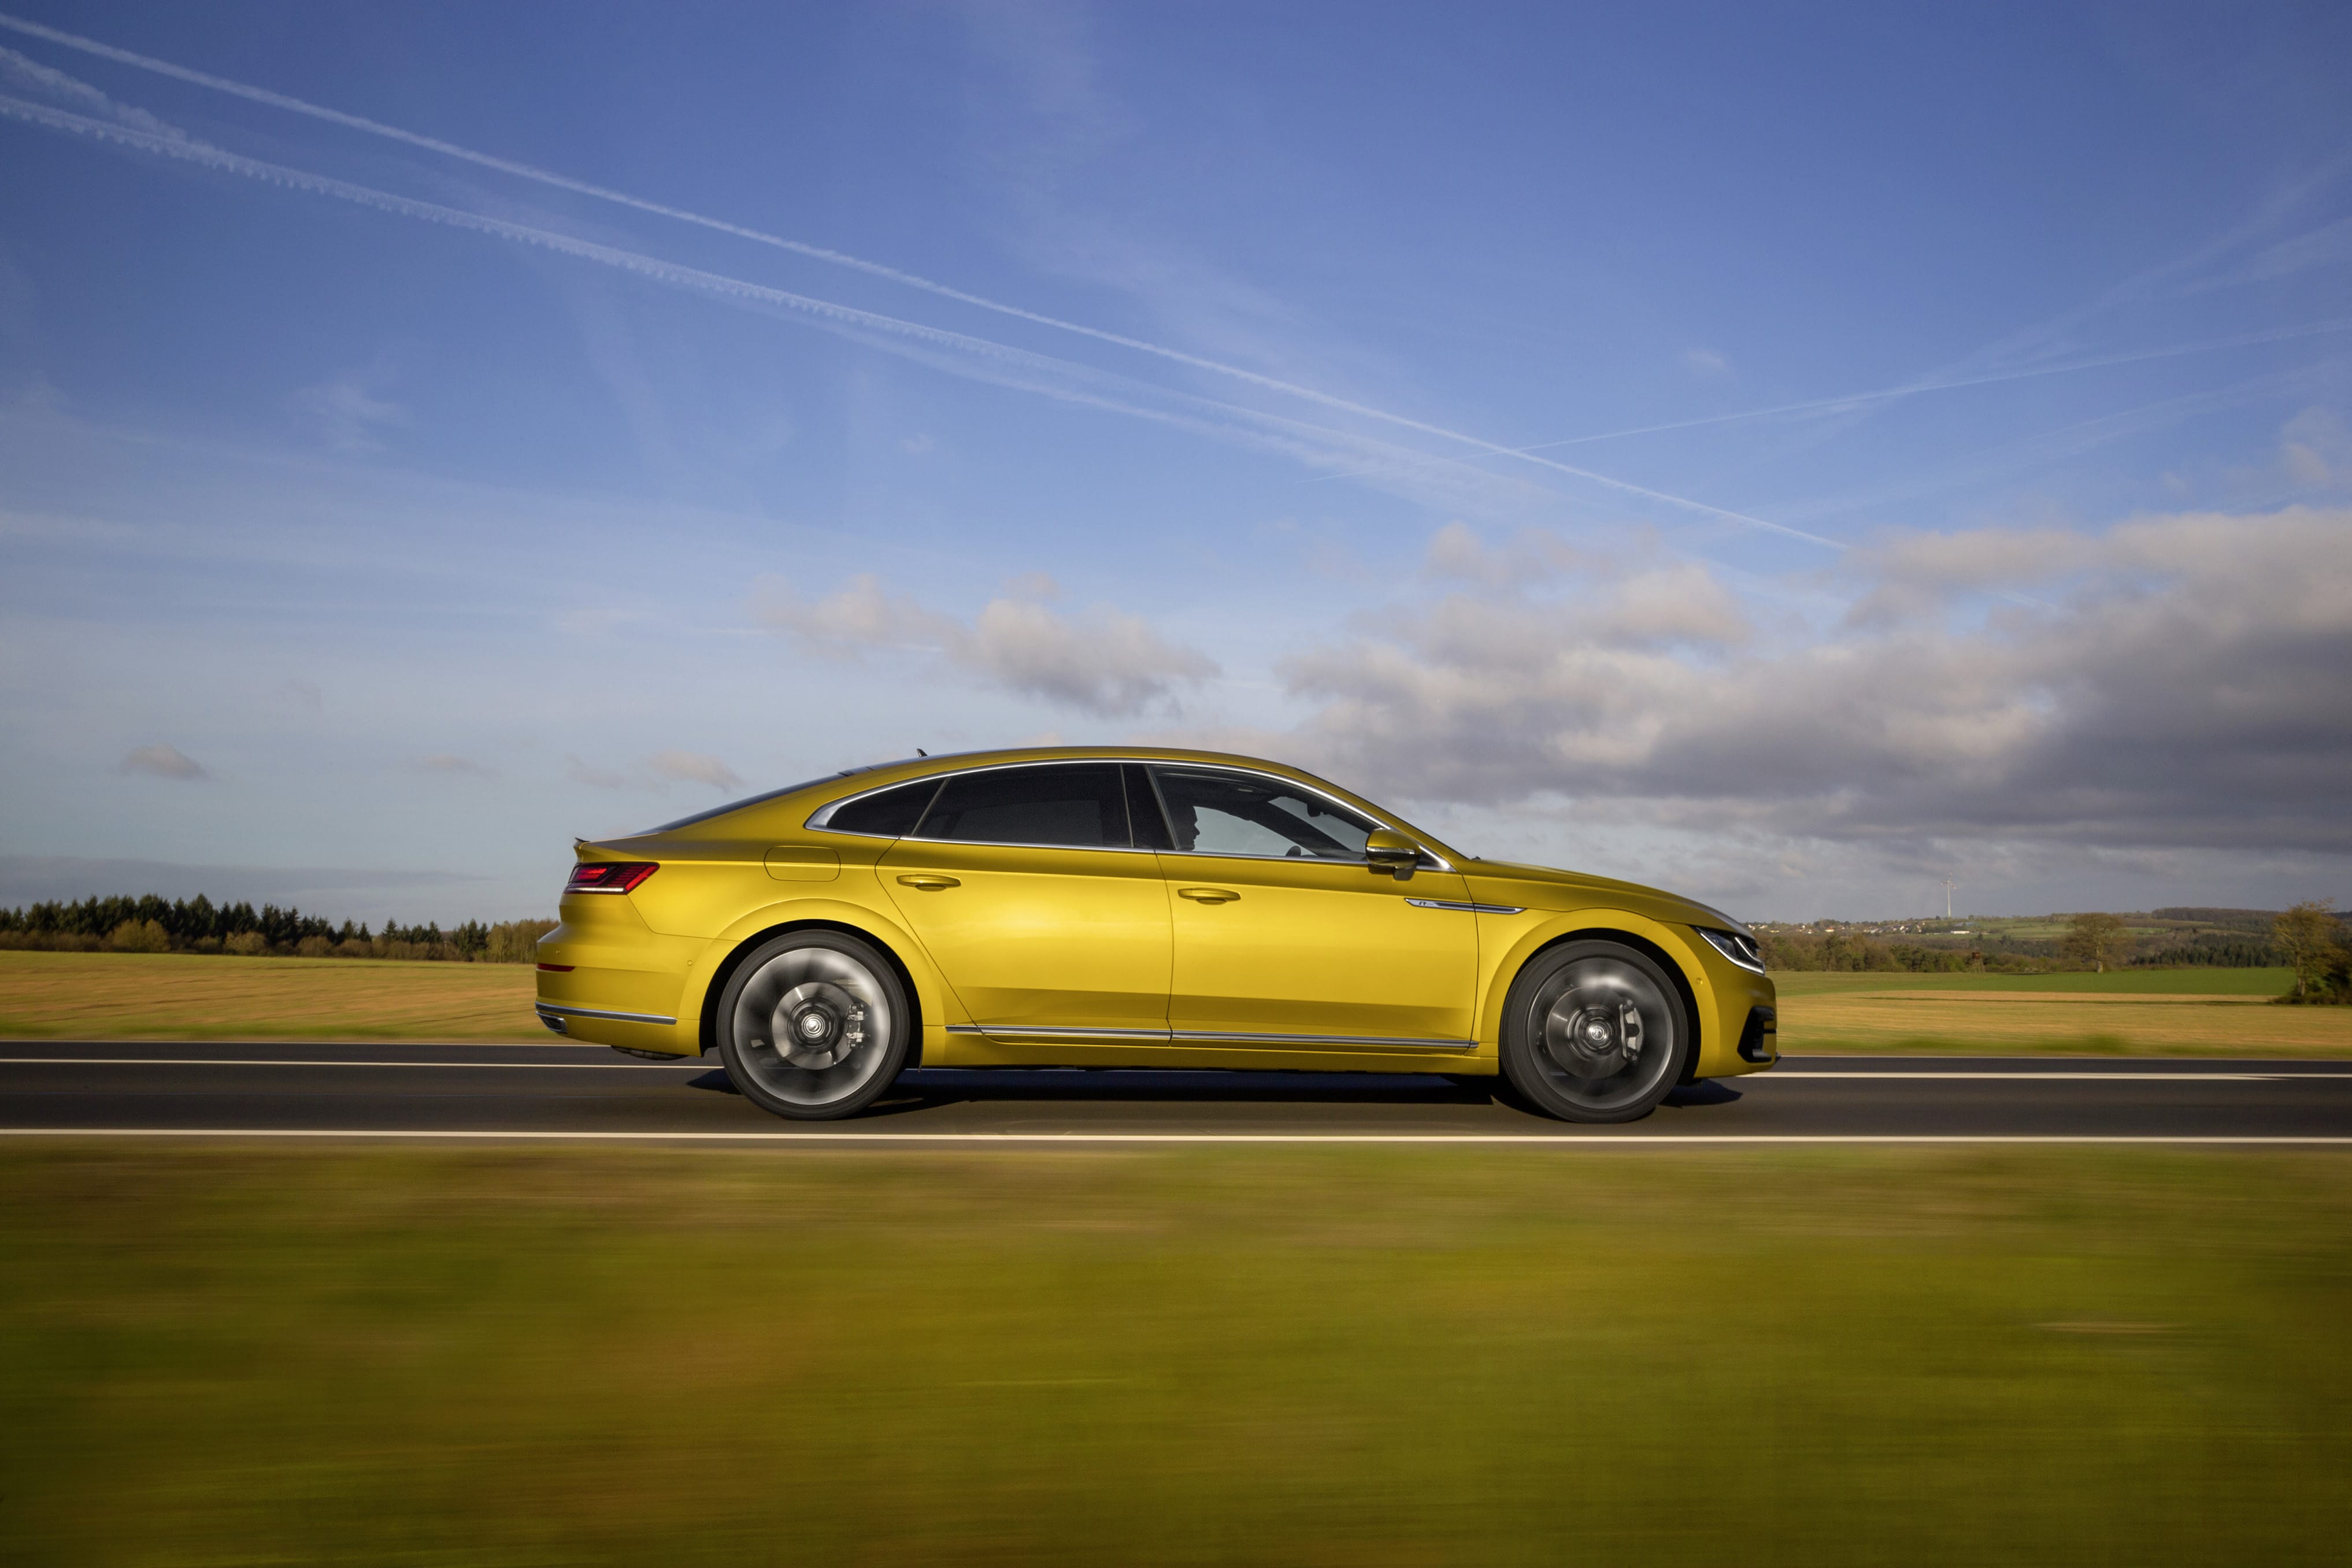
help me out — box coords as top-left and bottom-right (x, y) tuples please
(0, 10), (1836, 547)
(1513, 319), (2352, 450)
(1312, 317), (2352, 484)
(0, 90), (1511, 504)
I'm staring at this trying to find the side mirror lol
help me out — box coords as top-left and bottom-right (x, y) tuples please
(1364, 829), (1420, 877)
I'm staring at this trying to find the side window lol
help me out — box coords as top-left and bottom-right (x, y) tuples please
(912, 763), (1131, 848)
(1149, 768), (1378, 859)
(820, 779), (941, 837)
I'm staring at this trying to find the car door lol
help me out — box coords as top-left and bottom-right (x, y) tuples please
(1145, 763), (1479, 1049)
(878, 762), (1171, 1036)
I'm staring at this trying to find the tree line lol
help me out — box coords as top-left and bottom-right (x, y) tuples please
(0, 894), (554, 963)
(1755, 929), (2035, 974)
(1760, 904), (2347, 1002)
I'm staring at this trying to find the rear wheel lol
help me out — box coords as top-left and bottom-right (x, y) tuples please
(716, 931), (910, 1121)
(1499, 940), (1691, 1123)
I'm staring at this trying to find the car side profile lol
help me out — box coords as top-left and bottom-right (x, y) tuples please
(535, 747), (1777, 1122)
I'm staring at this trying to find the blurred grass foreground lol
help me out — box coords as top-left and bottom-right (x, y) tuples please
(3, 1144), (2349, 1563)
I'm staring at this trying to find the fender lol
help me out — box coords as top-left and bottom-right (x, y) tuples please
(676, 894), (968, 1057)
(1475, 907), (1723, 1072)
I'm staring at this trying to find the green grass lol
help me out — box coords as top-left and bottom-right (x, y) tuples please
(0, 948), (543, 1040)
(4, 1144), (2350, 1564)
(1774, 969), (2352, 1057)
(3, 950), (2335, 1058)
(1774, 966), (2293, 996)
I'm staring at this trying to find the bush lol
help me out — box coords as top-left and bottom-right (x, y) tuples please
(0, 931), (101, 952)
(2272, 901), (2352, 1004)
(484, 919), (559, 963)
(108, 919), (171, 954)
(223, 932), (269, 956)
(295, 935), (334, 958)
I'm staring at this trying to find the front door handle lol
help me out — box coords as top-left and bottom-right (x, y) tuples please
(896, 874), (961, 891)
(1176, 887), (1240, 903)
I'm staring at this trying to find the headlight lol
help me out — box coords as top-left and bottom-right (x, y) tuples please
(1697, 926), (1765, 973)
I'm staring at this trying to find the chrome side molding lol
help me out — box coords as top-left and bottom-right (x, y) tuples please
(945, 1022), (1475, 1051)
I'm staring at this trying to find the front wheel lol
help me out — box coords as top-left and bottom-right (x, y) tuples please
(716, 931), (911, 1121)
(1499, 940), (1691, 1123)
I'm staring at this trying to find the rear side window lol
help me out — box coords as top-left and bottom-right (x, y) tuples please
(1150, 766), (1377, 859)
(821, 779), (941, 837)
(912, 763), (1130, 848)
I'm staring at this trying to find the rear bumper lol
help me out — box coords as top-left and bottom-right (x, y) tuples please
(535, 1001), (680, 1030)
(531, 997), (696, 1054)
(534, 900), (706, 1056)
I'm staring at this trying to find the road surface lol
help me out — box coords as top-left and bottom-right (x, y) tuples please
(3, 1040), (2349, 1142)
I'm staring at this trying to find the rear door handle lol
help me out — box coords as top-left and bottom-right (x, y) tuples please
(1176, 887), (1239, 903)
(896, 874), (961, 891)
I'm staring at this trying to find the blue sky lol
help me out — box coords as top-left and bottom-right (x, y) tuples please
(1, 0), (2348, 922)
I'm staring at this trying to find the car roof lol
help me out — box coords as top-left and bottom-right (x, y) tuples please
(630, 745), (1456, 856)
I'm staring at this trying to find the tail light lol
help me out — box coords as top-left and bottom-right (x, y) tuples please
(567, 862), (658, 895)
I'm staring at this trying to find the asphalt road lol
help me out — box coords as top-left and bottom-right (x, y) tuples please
(3, 1040), (2350, 1142)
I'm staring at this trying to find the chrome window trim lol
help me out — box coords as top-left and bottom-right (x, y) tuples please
(535, 1003), (679, 1026)
(944, 1022), (1473, 1051)
(805, 758), (1451, 869)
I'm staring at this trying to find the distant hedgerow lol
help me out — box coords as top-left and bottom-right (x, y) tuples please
(0, 895), (554, 963)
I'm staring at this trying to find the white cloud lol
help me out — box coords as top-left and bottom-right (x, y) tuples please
(2279, 407), (2346, 489)
(120, 743), (206, 780)
(1421, 521), (1585, 587)
(565, 756), (635, 791)
(752, 572), (1216, 718)
(1242, 508), (2352, 860)
(648, 750), (744, 791)
(898, 432), (936, 456)
(565, 753), (745, 793)
(292, 368), (407, 453)
(419, 753), (492, 778)
(1682, 347), (1731, 376)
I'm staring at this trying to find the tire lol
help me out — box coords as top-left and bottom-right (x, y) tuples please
(716, 930), (912, 1121)
(1498, 940), (1692, 1123)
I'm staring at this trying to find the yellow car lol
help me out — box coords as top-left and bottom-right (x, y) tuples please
(535, 747), (1776, 1122)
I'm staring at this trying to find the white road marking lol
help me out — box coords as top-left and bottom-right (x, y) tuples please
(1, 1059), (2340, 1081)
(1759, 1071), (2318, 1081)
(0, 1057), (707, 1070)
(0, 1129), (2347, 1146)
